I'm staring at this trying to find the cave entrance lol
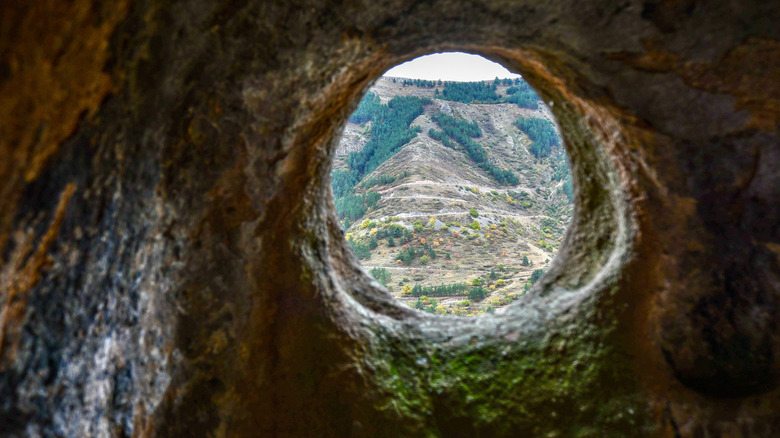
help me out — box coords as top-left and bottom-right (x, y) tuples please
(331, 52), (573, 316)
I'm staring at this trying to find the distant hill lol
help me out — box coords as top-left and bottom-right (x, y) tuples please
(333, 76), (573, 316)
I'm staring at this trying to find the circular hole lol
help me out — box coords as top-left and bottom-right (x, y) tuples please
(331, 52), (574, 317)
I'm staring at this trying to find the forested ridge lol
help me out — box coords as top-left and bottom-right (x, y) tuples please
(331, 77), (573, 317)
(430, 113), (520, 185)
(333, 79), (571, 221)
(332, 92), (431, 221)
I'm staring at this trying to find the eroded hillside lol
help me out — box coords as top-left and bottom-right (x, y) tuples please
(333, 77), (573, 315)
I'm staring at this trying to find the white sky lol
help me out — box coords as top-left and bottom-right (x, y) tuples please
(383, 52), (521, 82)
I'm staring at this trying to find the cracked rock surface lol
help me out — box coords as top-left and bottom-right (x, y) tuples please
(0, 0), (778, 436)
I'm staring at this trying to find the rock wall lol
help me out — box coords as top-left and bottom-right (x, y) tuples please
(0, 0), (777, 436)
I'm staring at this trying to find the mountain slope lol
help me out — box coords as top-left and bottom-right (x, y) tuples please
(333, 77), (572, 316)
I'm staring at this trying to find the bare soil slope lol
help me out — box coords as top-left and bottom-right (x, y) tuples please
(336, 77), (573, 315)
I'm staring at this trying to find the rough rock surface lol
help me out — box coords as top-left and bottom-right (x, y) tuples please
(0, 0), (778, 436)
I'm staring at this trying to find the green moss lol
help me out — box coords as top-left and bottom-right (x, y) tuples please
(364, 300), (654, 437)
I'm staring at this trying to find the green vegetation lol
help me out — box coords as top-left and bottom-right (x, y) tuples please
(360, 171), (410, 189)
(550, 152), (569, 181)
(401, 78), (436, 88)
(442, 81), (500, 103)
(348, 238), (371, 260)
(395, 246), (418, 265)
(468, 286), (486, 301)
(410, 282), (469, 297)
(413, 296), (440, 313)
(428, 128), (456, 148)
(513, 117), (559, 159)
(502, 80), (539, 109)
(332, 78), (574, 317)
(432, 113), (519, 185)
(530, 269), (546, 284)
(332, 92), (429, 219)
(369, 267), (391, 286)
(333, 191), (381, 222)
(438, 79), (540, 109)
(562, 174), (574, 203)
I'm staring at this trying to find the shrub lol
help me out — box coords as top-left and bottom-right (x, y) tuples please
(530, 269), (546, 284)
(369, 267), (391, 286)
(468, 286), (486, 301)
(469, 208), (479, 217)
(471, 220), (481, 231)
(420, 255), (430, 265)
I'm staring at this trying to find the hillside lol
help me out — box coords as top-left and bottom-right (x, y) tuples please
(333, 77), (573, 316)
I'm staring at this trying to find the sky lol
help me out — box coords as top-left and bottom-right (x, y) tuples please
(383, 52), (521, 82)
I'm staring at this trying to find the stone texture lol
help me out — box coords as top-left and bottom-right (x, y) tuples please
(0, 0), (778, 436)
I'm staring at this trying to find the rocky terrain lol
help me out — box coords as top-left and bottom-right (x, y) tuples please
(334, 77), (572, 315)
(3, 1), (776, 435)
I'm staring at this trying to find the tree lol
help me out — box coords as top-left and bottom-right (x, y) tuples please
(530, 269), (546, 284)
(387, 236), (395, 247)
(562, 174), (574, 203)
(468, 286), (485, 301)
(513, 117), (560, 159)
(369, 267), (391, 286)
(332, 94), (426, 221)
(522, 255), (530, 266)
(441, 81), (500, 103)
